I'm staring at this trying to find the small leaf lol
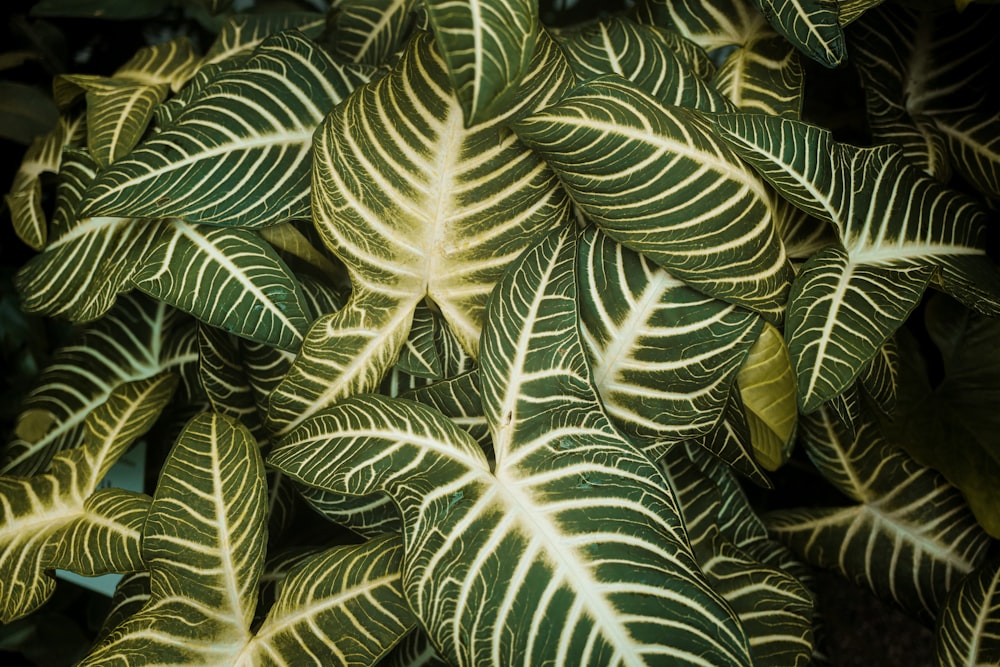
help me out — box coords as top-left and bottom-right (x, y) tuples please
(737, 321), (797, 470)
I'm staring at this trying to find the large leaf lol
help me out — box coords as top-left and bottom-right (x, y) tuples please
(633, 0), (771, 52)
(712, 113), (994, 410)
(202, 12), (326, 66)
(0, 375), (174, 622)
(327, 0), (418, 65)
(935, 558), (1000, 666)
(748, 0), (845, 67)
(4, 295), (199, 475)
(271, 227), (753, 665)
(423, 0), (538, 124)
(79, 32), (371, 228)
(512, 75), (791, 319)
(765, 407), (992, 623)
(713, 31), (804, 118)
(267, 31), (572, 434)
(577, 227), (763, 447)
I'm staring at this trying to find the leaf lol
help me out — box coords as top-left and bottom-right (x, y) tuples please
(935, 110), (1000, 200)
(79, 32), (372, 228)
(633, 0), (772, 52)
(202, 13), (326, 66)
(245, 536), (415, 665)
(512, 75), (791, 319)
(131, 222), (311, 351)
(712, 113), (992, 409)
(328, 0), (418, 65)
(0, 375), (175, 622)
(736, 320), (797, 470)
(4, 295), (198, 475)
(271, 228), (753, 665)
(380, 629), (449, 667)
(686, 388), (772, 487)
(80, 413), (267, 665)
(747, 0), (845, 67)
(423, 0), (538, 124)
(885, 295), (1000, 537)
(713, 31), (804, 118)
(578, 227), (763, 446)
(935, 558), (1000, 666)
(0, 81), (59, 145)
(766, 407), (992, 623)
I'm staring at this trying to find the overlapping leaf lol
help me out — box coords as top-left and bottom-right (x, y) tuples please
(935, 558), (1000, 666)
(3, 295), (198, 475)
(202, 12), (326, 66)
(79, 32), (371, 228)
(748, 0), (845, 67)
(267, 31), (572, 433)
(633, 0), (770, 52)
(513, 75), (791, 318)
(271, 227), (754, 666)
(328, 0), (418, 65)
(712, 113), (994, 410)
(423, 0), (538, 124)
(766, 407), (992, 623)
(0, 375), (174, 622)
(713, 31), (803, 118)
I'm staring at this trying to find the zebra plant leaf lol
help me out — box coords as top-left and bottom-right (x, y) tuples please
(4, 295), (199, 475)
(713, 31), (803, 118)
(577, 227), (763, 448)
(202, 12), (326, 66)
(328, 0), (418, 65)
(0, 375), (175, 622)
(633, 0), (770, 52)
(935, 558), (1000, 666)
(423, 0), (538, 125)
(267, 31), (571, 434)
(79, 32), (371, 228)
(271, 228), (753, 666)
(765, 406), (992, 623)
(747, 0), (845, 67)
(512, 75), (792, 319)
(131, 222), (311, 351)
(712, 113), (993, 410)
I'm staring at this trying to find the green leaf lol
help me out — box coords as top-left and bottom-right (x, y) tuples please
(747, 0), (845, 67)
(4, 295), (198, 475)
(634, 0), (772, 52)
(131, 222), (311, 351)
(202, 13), (326, 66)
(272, 228), (753, 666)
(578, 227), (763, 447)
(328, 0), (418, 65)
(424, 0), (538, 124)
(885, 295), (1000, 537)
(713, 32), (804, 118)
(80, 413), (267, 665)
(79, 32), (371, 228)
(766, 407), (992, 623)
(712, 113), (992, 408)
(736, 320), (797, 470)
(935, 558), (1000, 666)
(0, 375), (175, 622)
(512, 75), (792, 319)
(935, 110), (1000, 199)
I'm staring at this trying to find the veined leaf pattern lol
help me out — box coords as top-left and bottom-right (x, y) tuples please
(634, 0), (770, 52)
(935, 558), (1000, 666)
(766, 407), (992, 623)
(512, 75), (791, 318)
(748, 0), (845, 67)
(202, 12), (326, 66)
(328, 0), (418, 65)
(423, 0), (538, 124)
(272, 228), (753, 665)
(79, 32), (371, 228)
(713, 31), (803, 118)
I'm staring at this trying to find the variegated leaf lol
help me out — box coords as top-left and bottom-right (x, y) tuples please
(512, 75), (792, 318)
(328, 0), (418, 65)
(748, 0), (845, 67)
(271, 228), (753, 666)
(713, 31), (804, 118)
(423, 0), (538, 124)
(380, 629), (449, 667)
(578, 227), (763, 447)
(79, 32), (371, 228)
(634, 0), (770, 50)
(202, 12), (326, 66)
(935, 558), (1000, 666)
(766, 407), (992, 623)
(4, 295), (198, 475)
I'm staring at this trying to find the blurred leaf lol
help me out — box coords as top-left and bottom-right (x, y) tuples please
(0, 82), (58, 145)
(30, 0), (171, 20)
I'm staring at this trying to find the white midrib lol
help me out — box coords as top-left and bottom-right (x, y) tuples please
(422, 103), (465, 290)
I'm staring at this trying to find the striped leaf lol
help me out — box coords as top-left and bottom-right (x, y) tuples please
(578, 227), (763, 447)
(935, 558), (1000, 666)
(713, 31), (804, 118)
(556, 16), (730, 112)
(202, 12), (326, 66)
(765, 407), (992, 623)
(712, 113), (992, 410)
(935, 109), (1000, 200)
(748, 0), (845, 67)
(197, 324), (263, 439)
(79, 413), (267, 666)
(659, 447), (814, 666)
(131, 222), (311, 351)
(0, 375), (174, 622)
(402, 371), (491, 457)
(96, 572), (151, 645)
(267, 31), (571, 434)
(4, 295), (199, 475)
(328, 0), (418, 65)
(271, 228), (753, 666)
(79, 32), (371, 228)
(687, 388), (771, 487)
(512, 75), (792, 318)
(423, 0), (538, 124)
(633, 0), (770, 51)
(380, 629), (448, 667)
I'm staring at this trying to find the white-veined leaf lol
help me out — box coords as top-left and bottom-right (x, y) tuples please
(748, 0), (845, 67)
(79, 32), (371, 228)
(197, 323), (264, 440)
(380, 628), (449, 667)
(512, 75), (792, 318)
(328, 0), (418, 65)
(935, 558), (1000, 666)
(713, 31), (804, 118)
(578, 227), (763, 446)
(4, 295), (198, 475)
(272, 228), (753, 665)
(633, 0), (771, 52)
(131, 222), (311, 351)
(765, 406), (992, 623)
(202, 12), (326, 66)
(0, 375), (174, 622)
(686, 388), (771, 487)
(423, 0), (538, 124)
(712, 113), (993, 409)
